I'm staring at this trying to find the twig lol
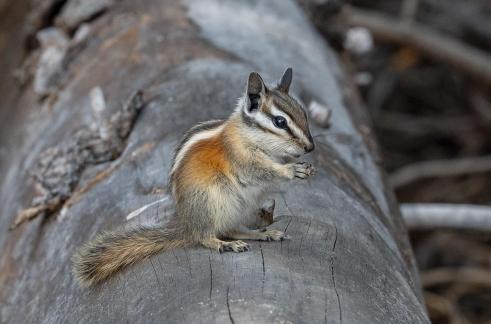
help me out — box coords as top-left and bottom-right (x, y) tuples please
(390, 156), (491, 188)
(401, 203), (491, 232)
(10, 197), (61, 229)
(375, 111), (475, 138)
(421, 268), (491, 288)
(125, 196), (171, 221)
(339, 5), (491, 86)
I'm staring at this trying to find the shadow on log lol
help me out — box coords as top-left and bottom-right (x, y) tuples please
(0, 0), (429, 323)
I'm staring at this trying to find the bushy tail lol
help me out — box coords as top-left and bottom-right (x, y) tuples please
(72, 225), (187, 286)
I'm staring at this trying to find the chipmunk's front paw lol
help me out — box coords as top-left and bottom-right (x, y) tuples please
(259, 229), (286, 241)
(293, 162), (315, 179)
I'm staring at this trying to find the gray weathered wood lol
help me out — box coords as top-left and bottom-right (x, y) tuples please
(0, 0), (429, 323)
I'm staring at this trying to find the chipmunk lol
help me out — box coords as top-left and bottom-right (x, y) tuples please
(73, 68), (315, 286)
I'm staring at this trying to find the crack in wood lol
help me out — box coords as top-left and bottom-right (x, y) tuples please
(150, 259), (163, 290)
(184, 249), (193, 278)
(298, 219), (312, 257)
(259, 244), (266, 278)
(259, 243), (266, 295)
(208, 253), (213, 300)
(282, 216), (293, 234)
(226, 286), (235, 324)
(330, 225), (343, 324)
(324, 291), (328, 324)
(280, 215), (293, 252)
(280, 192), (295, 217)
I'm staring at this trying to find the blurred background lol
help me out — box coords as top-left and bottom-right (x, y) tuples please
(301, 0), (491, 323)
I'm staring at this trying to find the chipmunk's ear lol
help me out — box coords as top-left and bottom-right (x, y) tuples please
(246, 72), (267, 112)
(277, 67), (292, 93)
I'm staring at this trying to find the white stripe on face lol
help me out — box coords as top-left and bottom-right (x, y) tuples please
(243, 102), (284, 136)
(270, 105), (310, 143)
(171, 124), (225, 176)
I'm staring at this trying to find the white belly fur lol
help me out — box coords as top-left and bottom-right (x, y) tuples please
(213, 183), (269, 235)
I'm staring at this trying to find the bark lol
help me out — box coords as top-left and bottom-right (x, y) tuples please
(0, 0), (429, 323)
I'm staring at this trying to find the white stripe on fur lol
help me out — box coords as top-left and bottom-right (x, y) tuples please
(171, 124), (226, 176)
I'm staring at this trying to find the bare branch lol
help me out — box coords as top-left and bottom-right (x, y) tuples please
(421, 267), (491, 288)
(390, 156), (491, 188)
(401, 203), (491, 232)
(125, 196), (171, 221)
(339, 5), (491, 86)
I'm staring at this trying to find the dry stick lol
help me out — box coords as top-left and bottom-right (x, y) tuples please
(421, 267), (491, 288)
(125, 196), (171, 221)
(376, 111), (475, 138)
(390, 155), (491, 188)
(340, 6), (491, 86)
(400, 203), (491, 232)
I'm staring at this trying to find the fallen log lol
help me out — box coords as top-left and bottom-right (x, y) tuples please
(0, 0), (429, 323)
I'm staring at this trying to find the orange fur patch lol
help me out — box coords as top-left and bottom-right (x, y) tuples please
(177, 134), (232, 188)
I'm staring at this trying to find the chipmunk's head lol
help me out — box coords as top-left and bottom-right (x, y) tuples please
(240, 68), (314, 159)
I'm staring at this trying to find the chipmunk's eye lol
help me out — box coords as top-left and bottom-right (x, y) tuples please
(272, 116), (287, 129)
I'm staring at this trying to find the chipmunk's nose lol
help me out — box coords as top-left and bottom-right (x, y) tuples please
(304, 142), (315, 153)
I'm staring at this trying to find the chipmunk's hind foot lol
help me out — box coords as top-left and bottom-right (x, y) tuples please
(201, 237), (250, 253)
(254, 199), (275, 229)
(219, 240), (250, 253)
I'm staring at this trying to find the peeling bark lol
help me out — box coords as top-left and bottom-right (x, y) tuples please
(0, 0), (429, 323)
(10, 90), (144, 229)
